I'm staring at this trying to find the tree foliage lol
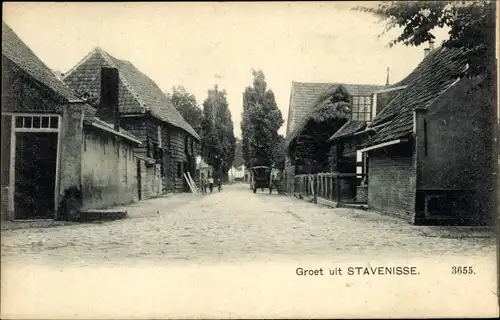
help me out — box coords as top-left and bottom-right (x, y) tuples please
(354, 1), (496, 77)
(272, 134), (286, 170)
(200, 85), (236, 178)
(241, 70), (284, 168)
(232, 138), (245, 169)
(166, 85), (204, 135)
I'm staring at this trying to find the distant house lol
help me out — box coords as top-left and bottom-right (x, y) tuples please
(196, 155), (213, 183)
(283, 81), (384, 195)
(1, 22), (141, 221)
(228, 165), (246, 182)
(361, 44), (496, 226)
(62, 47), (200, 198)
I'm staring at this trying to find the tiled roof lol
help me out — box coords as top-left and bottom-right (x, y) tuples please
(286, 82), (384, 136)
(63, 47), (200, 140)
(2, 21), (80, 102)
(365, 46), (467, 147)
(329, 120), (367, 141)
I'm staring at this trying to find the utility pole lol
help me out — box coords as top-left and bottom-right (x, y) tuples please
(212, 84), (218, 125)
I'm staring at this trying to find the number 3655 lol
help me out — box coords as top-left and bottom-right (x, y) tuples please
(452, 266), (475, 274)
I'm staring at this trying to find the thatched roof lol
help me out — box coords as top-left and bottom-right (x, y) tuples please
(285, 82), (385, 136)
(284, 84), (352, 150)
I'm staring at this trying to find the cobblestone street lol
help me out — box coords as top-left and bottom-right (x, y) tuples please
(1, 184), (495, 266)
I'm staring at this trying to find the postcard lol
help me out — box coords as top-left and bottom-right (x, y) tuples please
(1, 1), (498, 319)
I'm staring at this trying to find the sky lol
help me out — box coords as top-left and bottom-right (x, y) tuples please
(3, 2), (449, 138)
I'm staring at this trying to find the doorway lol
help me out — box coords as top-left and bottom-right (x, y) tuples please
(137, 159), (142, 200)
(14, 132), (58, 219)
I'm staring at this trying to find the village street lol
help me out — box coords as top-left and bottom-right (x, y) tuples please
(1, 183), (495, 266)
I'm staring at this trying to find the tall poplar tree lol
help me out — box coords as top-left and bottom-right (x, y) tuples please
(201, 85), (236, 180)
(241, 70), (284, 168)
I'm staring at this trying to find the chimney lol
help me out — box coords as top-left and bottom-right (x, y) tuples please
(100, 67), (120, 131)
(424, 40), (435, 58)
(429, 40), (435, 51)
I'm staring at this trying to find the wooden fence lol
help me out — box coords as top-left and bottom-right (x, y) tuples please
(294, 173), (367, 204)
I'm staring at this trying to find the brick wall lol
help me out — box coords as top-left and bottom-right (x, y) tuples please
(417, 78), (495, 225)
(81, 128), (138, 209)
(367, 144), (417, 222)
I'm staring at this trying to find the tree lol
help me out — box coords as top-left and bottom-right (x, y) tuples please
(200, 85), (236, 180)
(166, 85), (204, 135)
(241, 70), (284, 168)
(354, 1), (496, 78)
(232, 138), (245, 169)
(272, 134), (286, 170)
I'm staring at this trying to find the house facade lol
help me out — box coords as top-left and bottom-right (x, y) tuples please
(326, 84), (407, 203)
(1, 22), (141, 221)
(361, 45), (496, 226)
(283, 82), (384, 195)
(62, 48), (200, 198)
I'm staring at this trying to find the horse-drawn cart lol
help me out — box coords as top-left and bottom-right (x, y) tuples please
(250, 166), (279, 194)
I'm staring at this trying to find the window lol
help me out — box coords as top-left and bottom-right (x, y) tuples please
(122, 146), (128, 185)
(159, 149), (164, 176)
(351, 96), (372, 121)
(14, 115), (59, 129)
(146, 138), (151, 158)
(158, 125), (162, 147)
(185, 136), (189, 155)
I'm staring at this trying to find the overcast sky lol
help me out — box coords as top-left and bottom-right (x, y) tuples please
(4, 2), (449, 137)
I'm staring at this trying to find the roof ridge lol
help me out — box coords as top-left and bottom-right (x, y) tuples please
(61, 47), (100, 81)
(97, 49), (147, 114)
(292, 81), (384, 86)
(2, 21), (79, 101)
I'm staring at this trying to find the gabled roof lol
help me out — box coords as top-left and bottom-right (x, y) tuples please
(286, 81), (384, 136)
(2, 21), (80, 102)
(365, 46), (468, 147)
(62, 47), (200, 140)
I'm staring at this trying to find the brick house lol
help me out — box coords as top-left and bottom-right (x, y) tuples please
(283, 82), (384, 195)
(360, 45), (496, 226)
(62, 47), (200, 198)
(1, 22), (141, 221)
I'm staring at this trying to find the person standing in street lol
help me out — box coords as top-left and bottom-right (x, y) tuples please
(208, 175), (214, 193)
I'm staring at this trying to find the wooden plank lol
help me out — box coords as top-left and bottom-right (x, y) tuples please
(309, 176), (314, 197)
(183, 172), (197, 194)
(336, 177), (341, 203)
(187, 172), (199, 194)
(330, 176), (333, 200)
(8, 116), (15, 215)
